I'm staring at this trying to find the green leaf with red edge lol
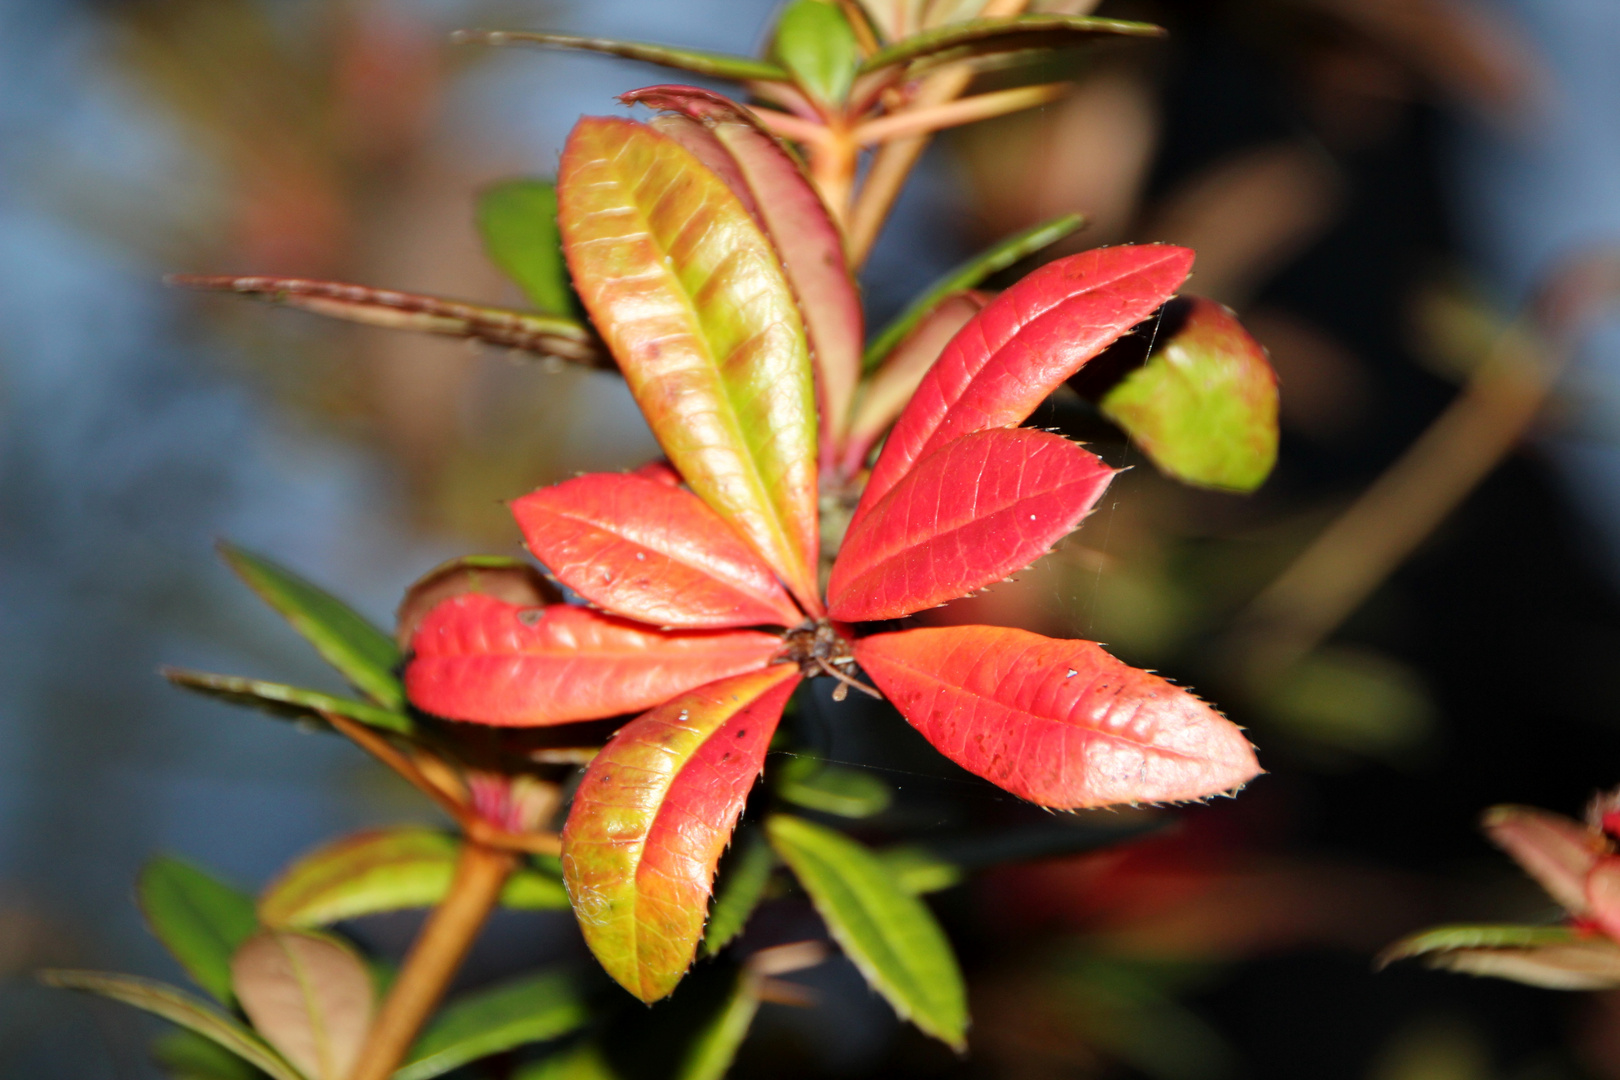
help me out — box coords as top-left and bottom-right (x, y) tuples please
(621, 86), (864, 460)
(169, 276), (606, 369)
(1481, 805), (1600, 916)
(856, 14), (1165, 76)
(476, 179), (577, 317)
(855, 626), (1260, 808)
(405, 594), (782, 727)
(1099, 296), (1278, 492)
(857, 245), (1193, 517)
(828, 428), (1115, 621)
(845, 292), (987, 476)
(512, 473), (802, 630)
(451, 29), (791, 83)
(562, 666), (800, 1003)
(1378, 924), (1620, 990)
(558, 117), (821, 612)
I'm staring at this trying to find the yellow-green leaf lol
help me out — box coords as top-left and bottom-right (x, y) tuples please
(857, 14), (1164, 76)
(138, 856), (260, 1007)
(395, 971), (588, 1080)
(773, 0), (860, 106)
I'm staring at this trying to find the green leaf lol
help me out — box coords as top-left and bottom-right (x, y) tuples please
(1098, 296), (1279, 492)
(773, 1), (859, 106)
(513, 1042), (619, 1080)
(218, 542), (404, 711)
(877, 847), (963, 895)
(39, 971), (304, 1080)
(395, 971), (588, 1080)
(1380, 924), (1583, 963)
(152, 1029), (266, 1080)
(857, 14), (1165, 76)
(863, 212), (1084, 371)
(259, 828), (566, 929)
(162, 669), (415, 737)
(702, 826), (776, 957)
(674, 971), (761, 1080)
(777, 755), (891, 818)
(477, 180), (576, 316)
(451, 29), (790, 83)
(1378, 925), (1620, 990)
(138, 856), (261, 1007)
(766, 815), (967, 1049)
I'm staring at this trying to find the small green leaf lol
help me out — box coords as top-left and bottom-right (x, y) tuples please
(395, 971), (588, 1080)
(452, 29), (790, 82)
(778, 755), (891, 818)
(878, 847), (963, 895)
(766, 814), (967, 1049)
(1098, 296), (1279, 492)
(674, 971), (761, 1080)
(138, 856), (260, 1008)
(162, 669), (415, 738)
(857, 14), (1165, 76)
(773, 1), (860, 106)
(1380, 924), (1583, 963)
(259, 828), (566, 929)
(1379, 925), (1620, 990)
(702, 826), (776, 957)
(152, 1029), (265, 1080)
(477, 180), (577, 316)
(218, 542), (404, 710)
(231, 930), (375, 1080)
(513, 1042), (619, 1080)
(863, 213), (1085, 371)
(40, 971), (303, 1080)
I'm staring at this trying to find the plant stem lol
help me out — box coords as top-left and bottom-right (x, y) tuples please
(853, 83), (1067, 144)
(349, 841), (519, 1080)
(808, 129), (860, 225)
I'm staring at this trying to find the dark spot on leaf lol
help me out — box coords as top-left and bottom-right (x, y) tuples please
(736, 728), (748, 738)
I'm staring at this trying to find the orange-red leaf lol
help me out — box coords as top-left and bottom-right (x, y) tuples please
(855, 626), (1260, 808)
(512, 473), (802, 629)
(561, 666), (800, 1002)
(827, 429), (1115, 621)
(404, 594), (780, 727)
(858, 245), (1193, 516)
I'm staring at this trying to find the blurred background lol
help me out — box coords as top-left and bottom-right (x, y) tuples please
(4, 0), (1620, 1076)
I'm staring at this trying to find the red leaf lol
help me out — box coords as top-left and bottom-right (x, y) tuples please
(404, 593), (781, 726)
(562, 666), (800, 1001)
(827, 429), (1115, 621)
(855, 626), (1260, 808)
(1589, 858), (1620, 941)
(513, 473), (802, 629)
(1482, 805), (1600, 916)
(631, 459), (684, 487)
(857, 245), (1193, 516)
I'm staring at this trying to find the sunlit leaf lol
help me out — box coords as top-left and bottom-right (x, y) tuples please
(702, 825), (776, 957)
(1098, 297), (1278, 491)
(452, 29), (790, 83)
(395, 555), (560, 650)
(558, 117), (821, 612)
(828, 428), (1114, 620)
(39, 971), (303, 1080)
(620, 86), (864, 460)
(1381, 925), (1620, 990)
(855, 626), (1261, 808)
(152, 1029), (263, 1080)
(512, 473), (803, 629)
(857, 14), (1164, 75)
(858, 245), (1192, 515)
(773, 1), (860, 105)
(477, 179), (576, 316)
(405, 593), (782, 727)
(778, 755), (892, 819)
(766, 814), (967, 1049)
(138, 856), (259, 1007)
(674, 970), (761, 1080)
(394, 970), (588, 1080)
(171, 277), (605, 369)
(862, 213), (1083, 372)
(562, 667), (801, 1002)
(161, 669), (414, 737)
(1482, 805), (1599, 916)
(230, 930), (374, 1080)
(258, 828), (567, 929)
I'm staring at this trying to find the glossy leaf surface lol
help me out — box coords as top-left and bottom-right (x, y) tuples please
(452, 29), (790, 82)
(862, 213), (1084, 372)
(773, 1), (859, 105)
(857, 14), (1164, 75)
(231, 930), (374, 1080)
(1099, 297), (1278, 491)
(859, 245), (1193, 514)
(621, 86), (863, 456)
(162, 668), (414, 737)
(766, 814), (967, 1049)
(562, 666), (800, 1002)
(512, 473), (802, 629)
(395, 971), (588, 1080)
(259, 828), (566, 928)
(138, 856), (260, 1007)
(1482, 805), (1598, 916)
(702, 826), (776, 957)
(558, 117), (821, 610)
(855, 626), (1261, 808)
(39, 971), (303, 1080)
(829, 428), (1115, 621)
(1382, 926), (1620, 990)
(405, 593), (782, 727)
(395, 555), (560, 649)
(477, 179), (575, 316)
(171, 276), (605, 368)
